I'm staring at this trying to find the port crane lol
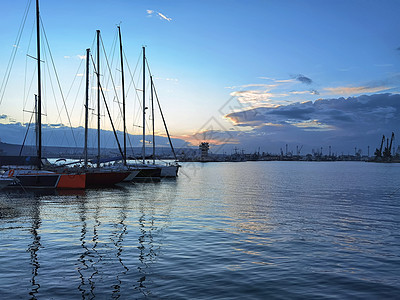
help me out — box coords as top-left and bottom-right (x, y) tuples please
(296, 145), (303, 156)
(383, 132), (395, 159)
(374, 135), (385, 158)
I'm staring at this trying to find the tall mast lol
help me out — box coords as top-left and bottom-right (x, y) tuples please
(142, 46), (146, 164)
(118, 26), (126, 165)
(151, 76), (155, 164)
(96, 30), (101, 168)
(84, 48), (90, 169)
(36, 0), (42, 169)
(35, 94), (38, 153)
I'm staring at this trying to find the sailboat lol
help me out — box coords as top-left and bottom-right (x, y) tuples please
(4, 0), (86, 189)
(109, 29), (161, 181)
(118, 45), (179, 179)
(80, 34), (131, 187)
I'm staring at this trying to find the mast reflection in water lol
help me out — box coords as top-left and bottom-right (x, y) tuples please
(28, 198), (41, 300)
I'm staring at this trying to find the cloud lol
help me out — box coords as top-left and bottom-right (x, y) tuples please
(64, 56), (71, 59)
(294, 74), (313, 85)
(146, 9), (172, 21)
(323, 85), (392, 95)
(181, 130), (240, 147)
(191, 93), (400, 154)
(225, 93), (400, 131)
(154, 77), (179, 82)
(226, 83), (278, 89)
(290, 90), (310, 95)
(77, 55), (86, 60)
(225, 76), (321, 109)
(230, 90), (278, 106)
(288, 89), (319, 96)
(258, 77), (296, 83)
(275, 79), (296, 83)
(157, 12), (172, 22)
(48, 123), (64, 128)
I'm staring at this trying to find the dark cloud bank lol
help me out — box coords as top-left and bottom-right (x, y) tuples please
(295, 74), (313, 85)
(220, 93), (400, 154)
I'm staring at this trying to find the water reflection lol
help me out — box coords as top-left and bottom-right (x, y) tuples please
(1, 188), (87, 200)
(111, 194), (129, 299)
(76, 195), (101, 299)
(134, 197), (159, 297)
(72, 183), (176, 298)
(27, 197), (41, 300)
(0, 181), (178, 299)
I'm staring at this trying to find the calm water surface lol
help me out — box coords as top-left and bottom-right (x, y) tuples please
(0, 161), (399, 299)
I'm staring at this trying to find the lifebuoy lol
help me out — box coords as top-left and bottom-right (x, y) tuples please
(8, 169), (15, 177)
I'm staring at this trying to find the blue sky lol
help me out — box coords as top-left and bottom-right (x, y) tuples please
(0, 0), (400, 154)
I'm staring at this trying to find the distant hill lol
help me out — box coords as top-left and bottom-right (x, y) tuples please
(0, 140), (199, 160)
(0, 122), (197, 159)
(0, 122), (188, 147)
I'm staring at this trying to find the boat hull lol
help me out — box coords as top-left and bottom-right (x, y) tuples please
(4, 169), (86, 189)
(130, 166), (162, 181)
(123, 170), (140, 182)
(16, 174), (59, 188)
(58, 174), (86, 189)
(160, 165), (180, 177)
(85, 171), (130, 187)
(10, 173), (86, 189)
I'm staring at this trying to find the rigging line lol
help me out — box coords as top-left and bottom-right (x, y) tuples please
(152, 79), (178, 160)
(23, 17), (36, 112)
(124, 49), (141, 101)
(23, 65), (37, 114)
(40, 18), (77, 148)
(126, 130), (135, 158)
(90, 54), (125, 160)
(71, 64), (85, 119)
(99, 34), (127, 149)
(44, 53), (62, 120)
(68, 54), (86, 127)
(109, 29), (119, 82)
(0, 0), (32, 106)
(122, 48), (142, 155)
(43, 48), (65, 146)
(125, 50), (145, 128)
(99, 35), (124, 119)
(66, 55), (84, 102)
(19, 108), (35, 156)
(40, 22), (61, 123)
(125, 54), (141, 153)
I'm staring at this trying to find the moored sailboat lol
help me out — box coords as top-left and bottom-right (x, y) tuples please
(81, 44), (131, 187)
(6, 0), (86, 189)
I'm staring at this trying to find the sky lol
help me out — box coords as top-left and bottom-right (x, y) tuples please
(0, 0), (399, 155)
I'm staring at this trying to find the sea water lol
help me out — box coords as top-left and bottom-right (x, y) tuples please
(0, 161), (399, 299)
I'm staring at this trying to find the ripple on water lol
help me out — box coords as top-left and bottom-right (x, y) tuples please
(0, 161), (399, 298)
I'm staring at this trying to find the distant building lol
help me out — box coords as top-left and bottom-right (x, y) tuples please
(199, 142), (209, 159)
